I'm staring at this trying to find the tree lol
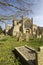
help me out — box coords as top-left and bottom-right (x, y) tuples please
(0, 0), (33, 20)
(0, 26), (3, 34)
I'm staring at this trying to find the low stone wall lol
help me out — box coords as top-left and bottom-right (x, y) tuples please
(36, 46), (43, 65)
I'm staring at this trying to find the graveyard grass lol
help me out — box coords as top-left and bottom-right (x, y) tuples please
(0, 35), (43, 65)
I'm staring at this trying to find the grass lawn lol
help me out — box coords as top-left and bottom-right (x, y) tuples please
(0, 35), (43, 65)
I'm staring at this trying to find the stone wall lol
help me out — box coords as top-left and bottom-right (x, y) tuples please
(36, 46), (43, 65)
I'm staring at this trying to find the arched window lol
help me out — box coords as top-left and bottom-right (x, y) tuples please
(24, 21), (31, 29)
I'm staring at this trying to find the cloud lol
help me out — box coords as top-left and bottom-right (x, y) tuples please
(33, 15), (43, 27)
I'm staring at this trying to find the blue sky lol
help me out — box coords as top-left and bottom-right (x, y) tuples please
(33, 0), (43, 26)
(0, 0), (43, 30)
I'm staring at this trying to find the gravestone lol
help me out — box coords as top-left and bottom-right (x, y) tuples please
(15, 46), (36, 65)
(26, 29), (30, 42)
(18, 32), (26, 42)
(18, 32), (23, 42)
(14, 46), (43, 65)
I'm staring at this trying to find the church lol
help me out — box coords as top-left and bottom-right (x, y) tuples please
(5, 17), (42, 39)
(5, 17), (33, 36)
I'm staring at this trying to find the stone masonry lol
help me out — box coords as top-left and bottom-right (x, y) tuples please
(36, 46), (43, 65)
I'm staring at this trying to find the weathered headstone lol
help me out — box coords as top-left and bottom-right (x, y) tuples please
(26, 30), (30, 42)
(18, 32), (23, 42)
(14, 46), (43, 65)
(15, 46), (36, 65)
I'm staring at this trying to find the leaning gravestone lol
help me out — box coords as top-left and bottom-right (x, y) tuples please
(14, 45), (36, 65)
(14, 45), (43, 65)
(16, 32), (19, 38)
(17, 32), (25, 42)
(18, 32), (23, 42)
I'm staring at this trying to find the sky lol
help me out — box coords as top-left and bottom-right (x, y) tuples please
(0, 0), (43, 30)
(33, 0), (43, 27)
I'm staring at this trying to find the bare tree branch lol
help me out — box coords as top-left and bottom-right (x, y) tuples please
(16, 0), (33, 6)
(0, 0), (33, 21)
(0, 1), (32, 12)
